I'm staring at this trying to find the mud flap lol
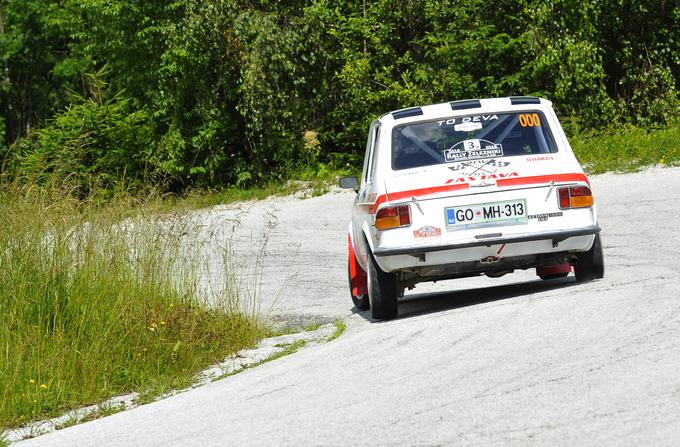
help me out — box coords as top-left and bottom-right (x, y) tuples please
(536, 263), (571, 277)
(348, 234), (368, 296)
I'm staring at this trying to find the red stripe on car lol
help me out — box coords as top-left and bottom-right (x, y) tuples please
(363, 184), (470, 214)
(496, 173), (590, 187)
(362, 173), (589, 214)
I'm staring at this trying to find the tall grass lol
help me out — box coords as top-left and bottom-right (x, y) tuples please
(0, 184), (265, 429)
(571, 124), (680, 173)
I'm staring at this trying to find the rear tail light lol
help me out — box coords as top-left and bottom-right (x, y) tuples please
(557, 186), (594, 209)
(374, 204), (411, 230)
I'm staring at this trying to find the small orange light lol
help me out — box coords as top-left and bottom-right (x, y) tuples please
(570, 195), (594, 207)
(375, 216), (401, 230)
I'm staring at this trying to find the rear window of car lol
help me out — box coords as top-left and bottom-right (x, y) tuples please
(392, 111), (557, 170)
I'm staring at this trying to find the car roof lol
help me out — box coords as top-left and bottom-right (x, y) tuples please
(380, 96), (553, 125)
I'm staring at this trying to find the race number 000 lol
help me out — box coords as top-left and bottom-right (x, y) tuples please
(519, 113), (541, 127)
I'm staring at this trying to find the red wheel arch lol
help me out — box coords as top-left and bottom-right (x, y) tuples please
(348, 234), (368, 296)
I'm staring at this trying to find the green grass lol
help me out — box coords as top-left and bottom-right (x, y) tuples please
(0, 184), (266, 429)
(212, 319), (350, 382)
(261, 340), (308, 363)
(571, 124), (680, 174)
(216, 339), (308, 381)
(53, 402), (126, 431)
(326, 320), (347, 342)
(303, 322), (322, 332)
(53, 413), (81, 431)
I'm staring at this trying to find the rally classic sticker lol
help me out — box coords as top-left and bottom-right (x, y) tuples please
(443, 139), (503, 162)
(448, 158), (511, 172)
(413, 226), (442, 239)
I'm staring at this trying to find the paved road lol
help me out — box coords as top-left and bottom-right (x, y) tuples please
(19, 167), (680, 446)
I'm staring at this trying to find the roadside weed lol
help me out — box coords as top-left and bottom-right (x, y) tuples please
(303, 322), (322, 332)
(0, 184), (265, 429)
(53, 402), (127, 431)
(215, 339), (308, 381)
(571, 125), (680, 173)
(326, 321), (347, 342)
(262, 340), (308, 363)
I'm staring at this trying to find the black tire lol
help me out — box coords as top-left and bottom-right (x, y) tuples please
(367, 250), (398, 320)
(347, 260), (370, 310)
(574, 233), (605, 282)
(539, 272), (570, 280)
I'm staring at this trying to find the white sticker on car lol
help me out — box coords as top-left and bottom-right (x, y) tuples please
(448, 159), (511, 171)
(436, 115), (499, 127)
(443, 139), (503, 162)
(454, 122), (483, 132)
(413, 226), (442, 238)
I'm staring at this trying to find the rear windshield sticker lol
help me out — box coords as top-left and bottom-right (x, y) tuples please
(448, 159), (511, 171)
(443, 139), (503, 162)
(454, 122), (483, 132)
(437, 115), (499, 127)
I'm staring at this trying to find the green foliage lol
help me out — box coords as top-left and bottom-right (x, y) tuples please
(1, 0), (679, 193)
(10, 74), (153, 197)
(595, 0), (680, 126)
(72, 0), (244, 186)
(0, 0), (89, 146)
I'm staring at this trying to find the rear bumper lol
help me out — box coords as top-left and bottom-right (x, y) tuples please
(373, 225), (601, 258)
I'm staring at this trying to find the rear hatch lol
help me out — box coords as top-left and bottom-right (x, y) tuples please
(379, 107), (596, 248)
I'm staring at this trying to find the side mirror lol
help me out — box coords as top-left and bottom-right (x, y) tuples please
(339, 176), (359, 192)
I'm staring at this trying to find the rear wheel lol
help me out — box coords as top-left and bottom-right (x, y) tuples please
(347, 261), (369, 310)
(367, 250), (398, 320)
(574, 234), (605, 282)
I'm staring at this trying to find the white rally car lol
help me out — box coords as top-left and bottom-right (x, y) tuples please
(341, 97), (604, 320)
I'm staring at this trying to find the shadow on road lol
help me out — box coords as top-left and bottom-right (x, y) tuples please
(353, 277), (580, 322)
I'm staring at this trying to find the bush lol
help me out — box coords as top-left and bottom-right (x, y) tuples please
(9, 85), (154, 197)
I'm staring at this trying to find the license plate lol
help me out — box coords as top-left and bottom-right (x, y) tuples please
(445, 199), (527, 229)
